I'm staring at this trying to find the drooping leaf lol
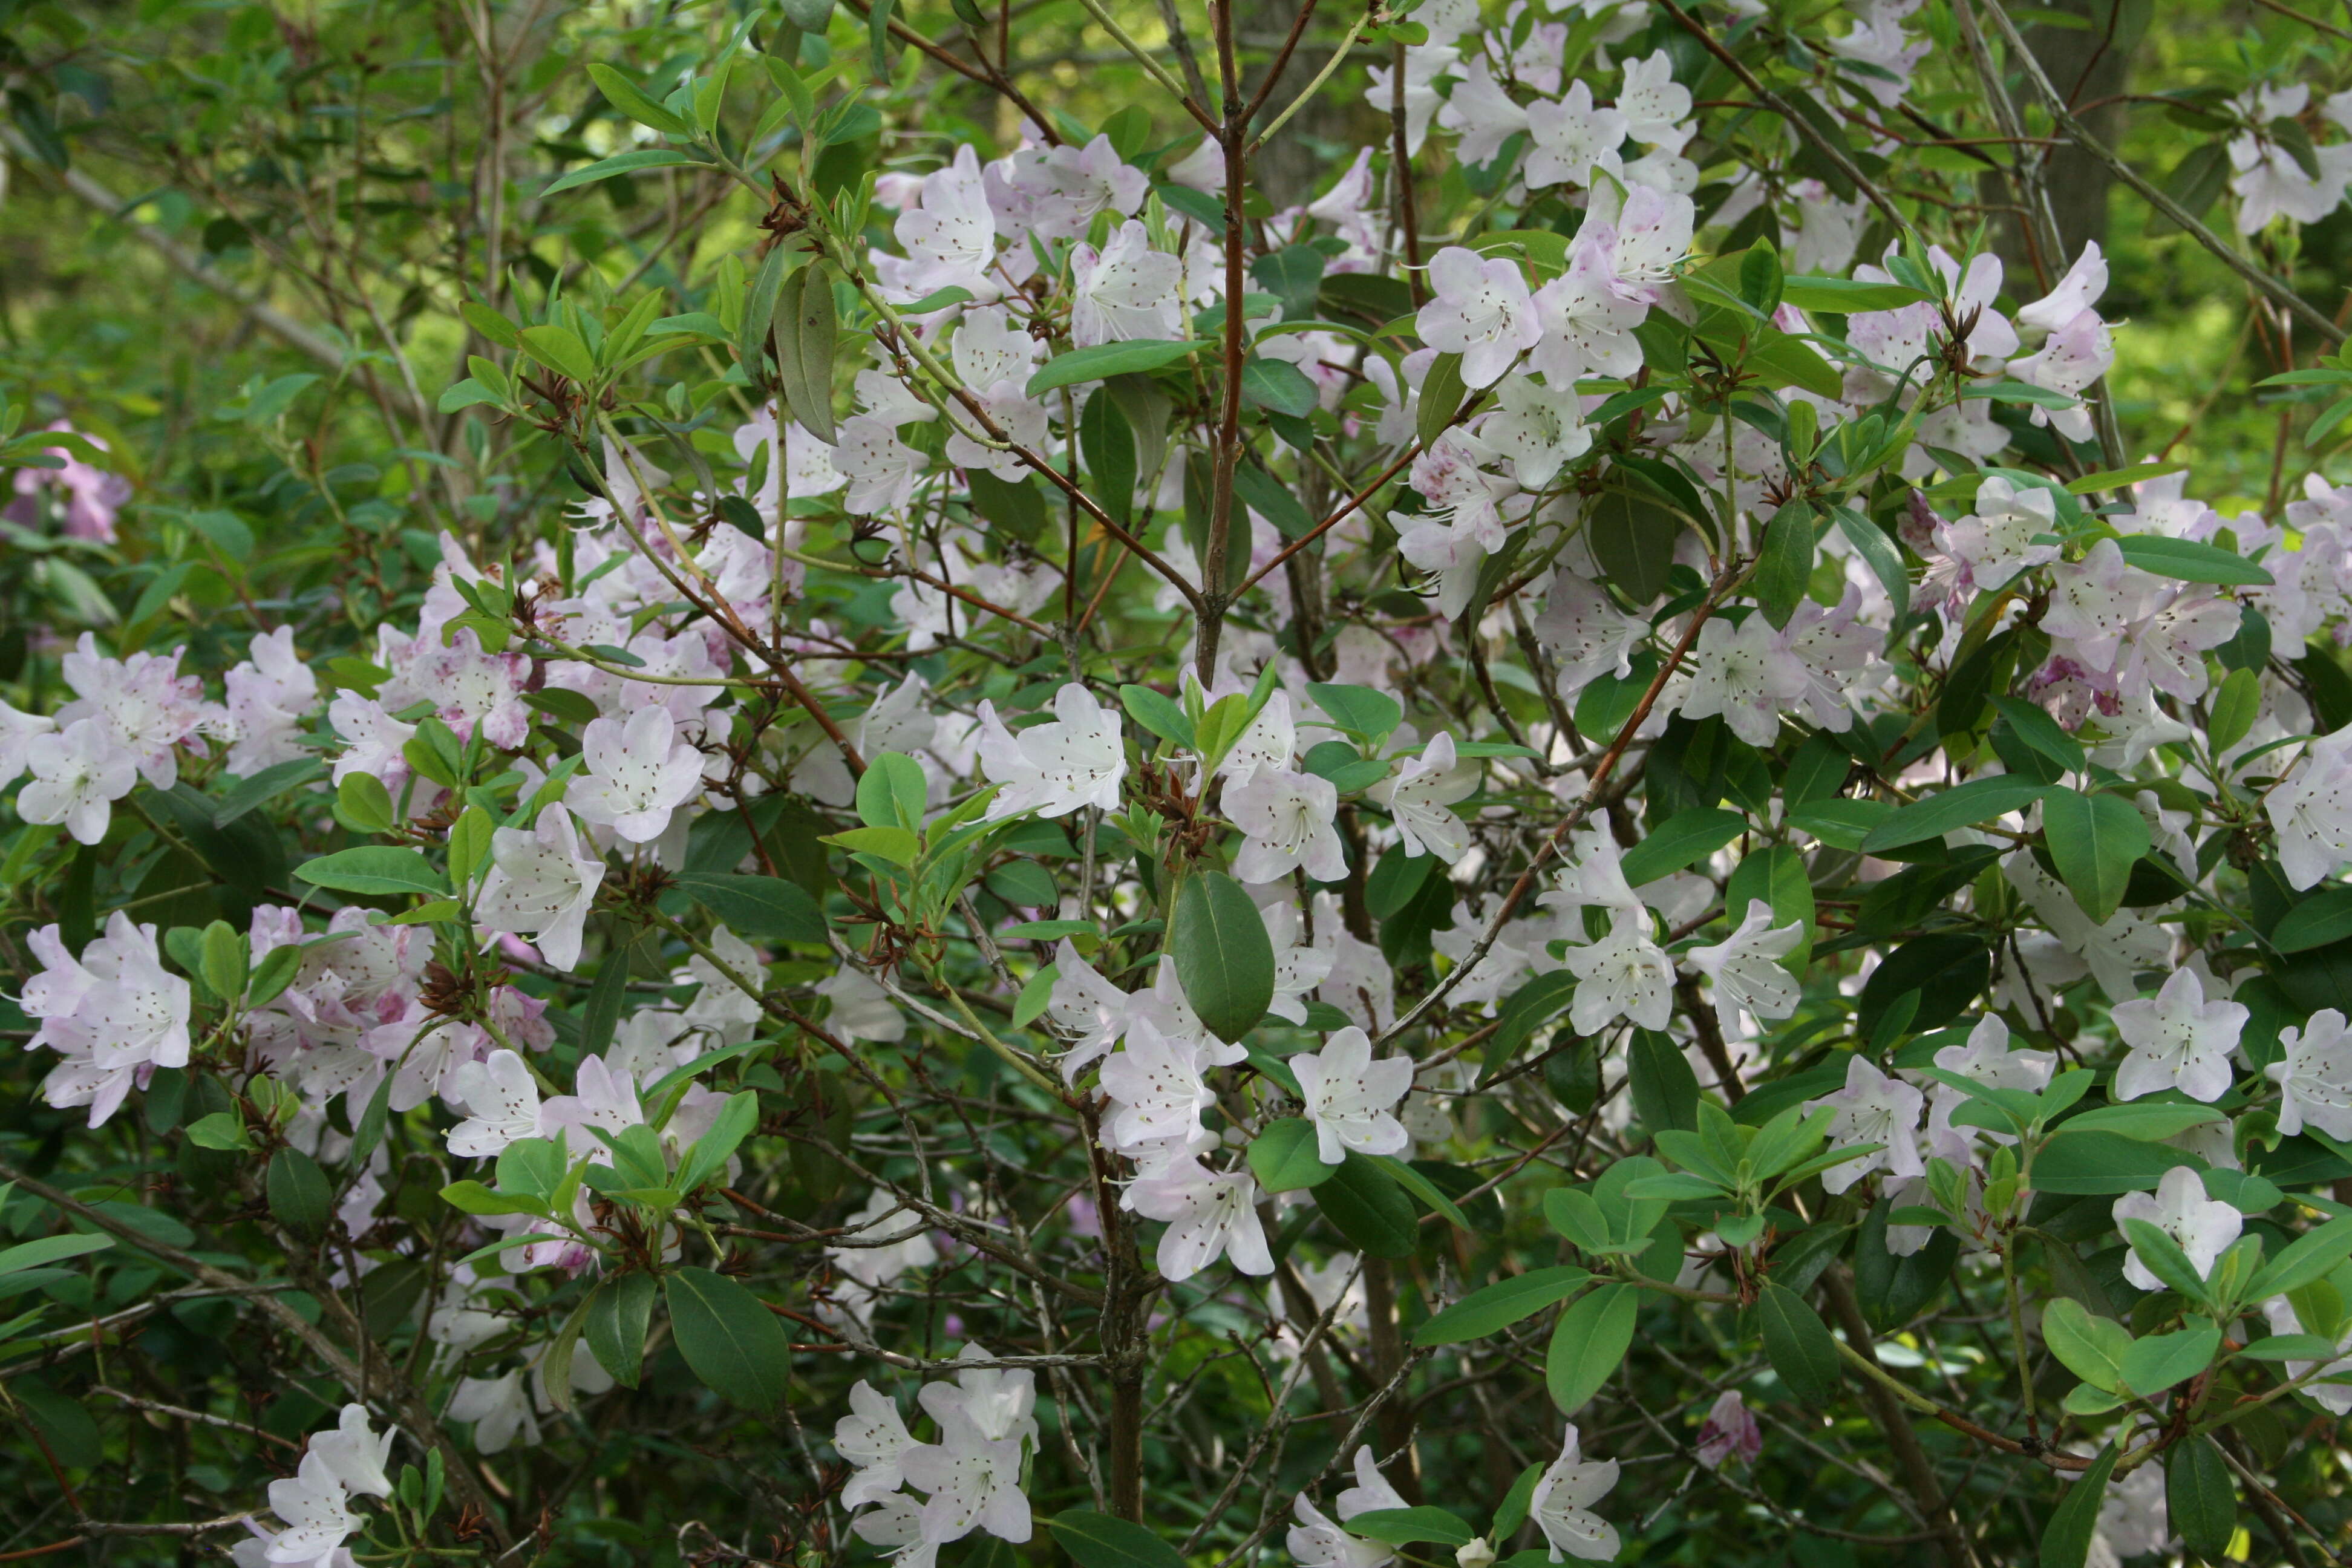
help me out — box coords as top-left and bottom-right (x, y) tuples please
(1757, 1281), (1840, 1402)
(673, 872), (828, 943)
(1546, 1284), (1637, 1413)
(663, 1267), (792, 1410)
(1048, 1511), (1186, 1568)
(2040, 788), (2150, 925)
(1169, 870), (1276, 1044)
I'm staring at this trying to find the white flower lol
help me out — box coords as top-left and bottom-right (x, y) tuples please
(1529, 241), (1647, 384)
(21, 912), (192, 1127)
(920, 1344), (1040, 1446)
(16, 716), (139, 844)
(264, 1451), (359, 1563)
(1681, 900), (1803, 1035)
(538, 1051), (645, 1141)
(1925, 1014), (2053, 1143)
(474, 803), (606, 972)
(308, 1404), (396, 1499)
(2268, 725), (2352, 890)
(1805, 1054), (1926, 1194)
(901, 1408), (1033, 1545)
(0, 697), (56, 789)
(892, 145), (999, 301)
(1533, 572), (1650, 701)
(446, 1369), (539, 1454)
(1122, 1157), (1273, 1280)
(1227, 766), (1347, 883)
(2261, 1292), (2352, 1415)
(1564, 905), (1674, 1033)
(1934, 475), (2059, 592)
(1289, 1495), (1394, 1568)
(1678, 614), (1806, 747)
(565, 707), (705, 843)
(1099, 1015), (1217, 1160)
(835, 1380), (921, 1507)
(2270, 1007), (2352, 1139)
(1367, 732), (1477, 863)
(2111, 967), (2246, 1103)
(976, 684), (1127, 820)
(2019, 245), (2105, 337)
(827, 1188), (939, 1295)
(1261, 894), (1338, 1024)
(1293, 1026), (1414, 1163)
(1486, 373), (1599, 486)
(1417, 246), (1543, 389)
(817, 962), (906, 1044)
(1070, 220), (1184, 347)
(445, 1048), (544, 1158)
(1529, 1423), (1619, 1563)
(2113, 1166), (2241, 1292)
(1524, 81), (1628, 191)
(1336, 1446), (1410, 1518)
(221, 626), (320, 776)
(2043, 538), (2151, 673)
(1218, 688), (1297, 786)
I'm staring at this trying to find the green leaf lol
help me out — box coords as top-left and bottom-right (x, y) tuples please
(439, 1180), (546, 1217)
(1484, 970), (1579, 1070)
(0, 1233), (112, 1276)
(2121, 1218), (2213, 1304)
(541, 148), (711, 195)
(215, 758), (327, 825)
(267, 1149), (332, 1240)
(1305, 682), (1403, 742)
(774, 260), (838, 442)
(1368, 1154), (1472, 1230)
(185, 1110), (250, 1151)
(586, 63), (694, 135)
(2041, 788), (2150, 925)
(295, 846), (451, 899)
(1858, 776), (2053, 854)
(1587, 486), (1684, 603)
(1414, 1267), (1595, 1346)
(1342, 1508), (1475, 1548)
(2054, 1103), (2223, 1140)
(2273, 889), (2352, 955)
(1627, 1029), (1699, 1135)
(664, 1267), (792, 1410)
(1170, 870), (1276, 1043)
(1417, 352), (1467, 449)
(1832, 505), (1910, 613)
(1990, 696), (2086, 773)
(2040, 1298), (2131, 1393)
(2209, 666), (2262, 753)
(678, 1091), (759, 1193)
(1313, 1152), (1420, 1258)
(855, 752), (929, 833)
(2114, 534), (2273, 586)
(739, 241), (791, 382)
(1247, 1117), (1339, 1192)
(1122, 684), (1195, 748)
(1078, 390), (1138, 523)
(1757, 1281), (1840, 1402)
(1027, 339), (1206, 396)
(1546, 1284), (1637, 1413)
(1754, 500), (1817, 629)
(518, 324), (599, 384)
(1787, 799), (1890, 851)
(673, 872), (828, 943)
(2039, 1443), (2118, 1568)
(586, 1272), (658, 1388)
(1778, 275), (1933, 311)
(1240, 357), (1320, 417)
(2249, 1214), (2352, 1298)
(1618, 807), (1747, 886)
(2120, 1320), (2220, 1396)
(1048, 1510), (1185, 1568)
(2167, 1437), (2236, 1558)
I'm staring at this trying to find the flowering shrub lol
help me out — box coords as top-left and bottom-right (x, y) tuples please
(16, 0), (2352, 1563)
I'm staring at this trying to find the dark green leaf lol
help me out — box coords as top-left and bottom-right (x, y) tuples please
(1546, 1284), (1637, 1413)
(664, 1267), (792, 1409)
(295, 847), (450, 898)
(1248, 1117), (1339, 1192)
(1618, 807), (1747, 886)
(1413, 1266), (1594, 1345)
(1859, 776), (2053, 854)
(1171, 871), (1276, 1043)
(2039, 1443), (2118, 1568)
(673, 872), (828, 943)
(2114, 534), (2273, 586)
(1757, 1281), (1841, 1402)
(586, 1273), (658, 1388)
(1028, 339), (1206, 396)
(2168, 1438), (2235, 1558)
(267, 1148), (332, 1240)
(1048, 1510), (1185, 1568)
(2041, 788), (2150, 925)
(1313, 1152), (1419, 1258)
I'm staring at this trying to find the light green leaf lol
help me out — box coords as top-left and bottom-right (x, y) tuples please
(1413, 1266), (1593, 1346)
(2041, 787), (2149, 925)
